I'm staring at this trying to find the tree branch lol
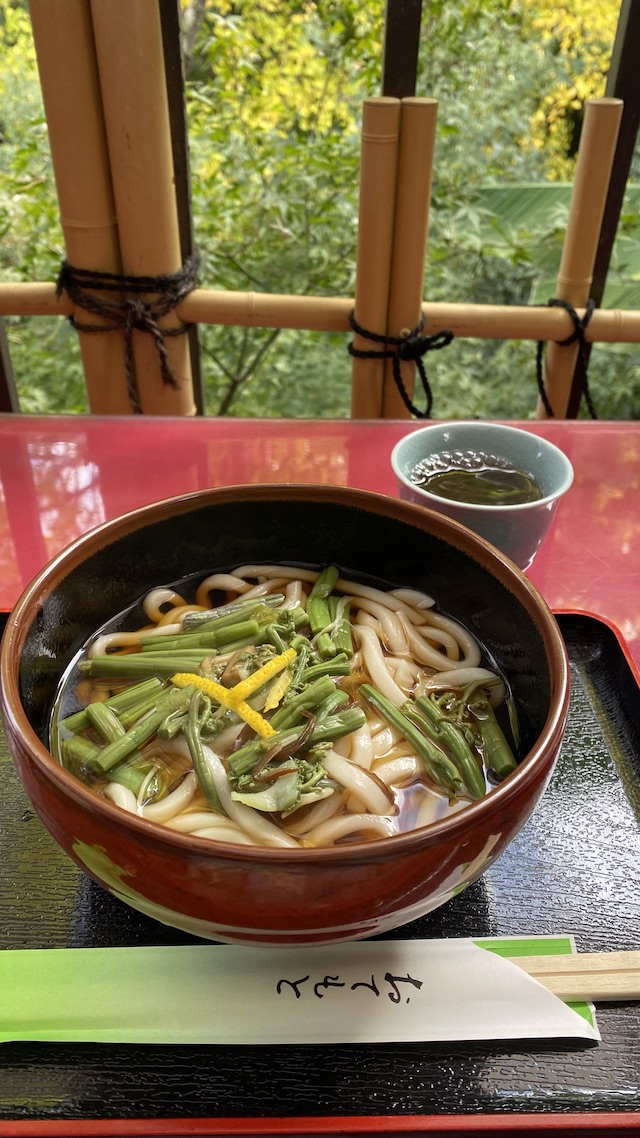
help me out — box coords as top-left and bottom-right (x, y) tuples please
(181, 0), (207, 77)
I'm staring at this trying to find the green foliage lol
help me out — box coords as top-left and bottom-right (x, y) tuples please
(524, 0), (620, 178)
(189, 108), (361, 414)
(0, 0), (638, 419)
(0, 0), (87, 411)
(183, 0), (379, 415)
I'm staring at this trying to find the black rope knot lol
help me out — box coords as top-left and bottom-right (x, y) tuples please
(397, 324), (454, 362)
(536, 296), (597, 419)
(348, 310), (454, 418)
(56, 250), (200, 413)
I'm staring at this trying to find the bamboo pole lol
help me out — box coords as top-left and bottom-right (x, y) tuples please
(28, 0), (130, 414)
(185, 291), (355, 333)
(536, 97), (623, 418)
(0, 284), (74, 317)
(3, 282), (640, 345)
(350, 98), (402, 418)
(382, 98), (438, 417)
(89, 0), (195, 415)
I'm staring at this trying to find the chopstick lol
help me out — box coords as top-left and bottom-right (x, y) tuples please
(508, 950), (640, 1002)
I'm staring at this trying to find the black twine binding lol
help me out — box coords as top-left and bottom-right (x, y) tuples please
(56, 251), (200, 413)
(536, 297), (597, 419)
(348, 310), (454, 418)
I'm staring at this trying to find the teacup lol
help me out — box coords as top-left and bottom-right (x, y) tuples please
(391, 421), (574, 570)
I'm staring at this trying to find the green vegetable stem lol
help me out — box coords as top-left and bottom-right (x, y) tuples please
(306, 565), (339, 658)
(328, 595), (353, 656)
(79, 653), (214, 679)
(181, 594), (285, 630)
(359, 684), (467, 799)
(301, 654), (351, 683)
(185, 690), (223, 813)
(228, 707), (365, 779)
(269, 675), (337, 731)
(140, 620), (260, 652)
(469, 694), (518, 781)
(88, 686), (194, 773)
(413, 694), (486, 799)
(59, 677), (163, 733)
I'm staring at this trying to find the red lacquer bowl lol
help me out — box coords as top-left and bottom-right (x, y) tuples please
(0, 485), (570, 945)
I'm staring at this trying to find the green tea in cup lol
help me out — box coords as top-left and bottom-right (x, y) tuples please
(391, 422), (574, 570)
(409, 450), (544, 506)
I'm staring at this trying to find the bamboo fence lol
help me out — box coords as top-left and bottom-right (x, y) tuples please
(90, 0), (195, 415)
(3, 283), (640, 343)
(381, 97), (438, 418)
(28, 0), (129, 414)
(4, 8), (636, 419)
(536, 97), (623, 418)
(350, 98), (402, 418)
(27, 0), (195, 414)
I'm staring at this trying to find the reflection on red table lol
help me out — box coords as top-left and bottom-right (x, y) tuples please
(1, 415), (639, 682)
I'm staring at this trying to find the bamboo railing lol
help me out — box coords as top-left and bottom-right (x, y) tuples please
(28, 0), (129, 413)
(90, 0), (195, 416)
(380, 98), (438, 418)
(536, 97), (623, 418)
(350, 98), (401, 418)
(26, 0), (194, 415)
(2, 3), (634, 419)
(3, 283), (639, 342)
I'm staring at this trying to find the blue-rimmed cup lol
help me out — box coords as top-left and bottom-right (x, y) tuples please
(391, 421), (574, 571)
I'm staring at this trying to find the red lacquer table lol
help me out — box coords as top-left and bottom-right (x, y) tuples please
(0, 414), (639, 1138)
(1, 415), (639, 680)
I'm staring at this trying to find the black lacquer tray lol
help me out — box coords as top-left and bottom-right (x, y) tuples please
(0, 612), (639, 1135)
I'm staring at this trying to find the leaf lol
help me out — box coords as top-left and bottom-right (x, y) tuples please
(231, 771), (300, 813)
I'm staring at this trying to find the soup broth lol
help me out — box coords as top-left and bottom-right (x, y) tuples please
(51, 564), (519, 849)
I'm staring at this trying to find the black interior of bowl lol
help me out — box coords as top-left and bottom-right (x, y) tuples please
(18, 495), (552, 758)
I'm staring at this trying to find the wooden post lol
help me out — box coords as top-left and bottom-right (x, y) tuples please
(566, 1), (640, 415)
(29, 0), (130, 413)
(0, 320), (19, 411)
(536, 97), (623, 419)
(382, 97), (438, 418)
(90, 0), (196, 415)
(350, 97), (401, 419)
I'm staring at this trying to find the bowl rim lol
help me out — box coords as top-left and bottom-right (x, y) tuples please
(0, 482), (571, 865)
(391, 421), (575, 513)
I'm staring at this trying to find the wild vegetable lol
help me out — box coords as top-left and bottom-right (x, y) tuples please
(56, 567), (519, 833)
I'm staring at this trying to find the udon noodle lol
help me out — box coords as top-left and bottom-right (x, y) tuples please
(52, 564), (518, 848)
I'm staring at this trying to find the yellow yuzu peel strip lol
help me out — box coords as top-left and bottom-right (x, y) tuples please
(170, 672), (277, 739)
